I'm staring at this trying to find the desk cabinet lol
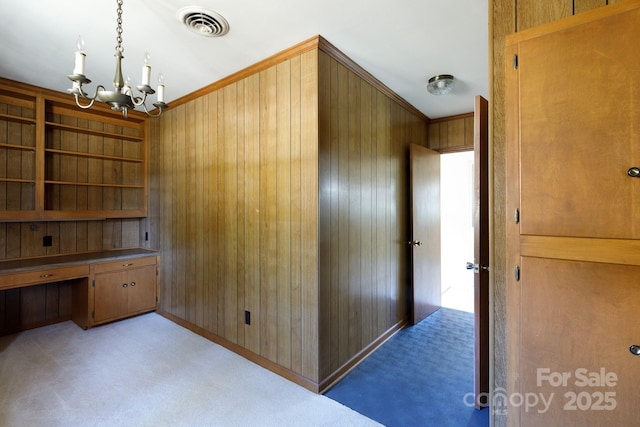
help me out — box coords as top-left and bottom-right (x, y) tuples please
(92, 256), (158, 325)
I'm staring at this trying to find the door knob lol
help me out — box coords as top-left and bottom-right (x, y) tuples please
(466, 262), (489, 273)
(408, 240), (423, 246)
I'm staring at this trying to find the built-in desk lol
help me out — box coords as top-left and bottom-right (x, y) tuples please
(0, 249), (160, 332)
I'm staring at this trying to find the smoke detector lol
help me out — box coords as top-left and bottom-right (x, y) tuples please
(177, 6), (230, 37)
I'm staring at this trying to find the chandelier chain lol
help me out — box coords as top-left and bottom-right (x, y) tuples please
(116, 0), (124, 53)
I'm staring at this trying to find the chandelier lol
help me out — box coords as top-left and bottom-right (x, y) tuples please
(67, 0), (167, 118)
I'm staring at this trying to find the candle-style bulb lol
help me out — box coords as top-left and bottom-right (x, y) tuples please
(141, 52), (152, 86)
(157, 73), (165, 103)
(124, 75), (132, 95)
(73, 35), (87, 76)
(76, 35), (85, 52)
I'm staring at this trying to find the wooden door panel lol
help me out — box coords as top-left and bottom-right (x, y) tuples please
(410, 144), (441, 324)
(473, 96), (490, 406)
(520, 256), (640, 426)
(518, 8), (640, 239)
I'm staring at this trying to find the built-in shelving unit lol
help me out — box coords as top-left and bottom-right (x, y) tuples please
(0, 79), (148, 220)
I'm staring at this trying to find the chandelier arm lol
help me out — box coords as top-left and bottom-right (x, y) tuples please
(140, 101), (163, 118)
(73, 84), (107, 109)
(74, 93), (97, 110)
(129, 91), (148, 107)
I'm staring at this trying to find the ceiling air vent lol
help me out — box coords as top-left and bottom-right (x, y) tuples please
(177, 7), (230, 37)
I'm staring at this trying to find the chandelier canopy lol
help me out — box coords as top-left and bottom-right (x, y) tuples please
(67, 0), (167, 118)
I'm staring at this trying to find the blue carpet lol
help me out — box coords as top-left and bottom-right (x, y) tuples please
(325, 308), (490, 427)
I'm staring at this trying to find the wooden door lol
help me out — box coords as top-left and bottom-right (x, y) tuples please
(127, 266), (157, 314)
(409, 144), (441, 324)
(94, 271), (128, 323)
(506, 2), (640, 425)
(473, 95), (489, 407)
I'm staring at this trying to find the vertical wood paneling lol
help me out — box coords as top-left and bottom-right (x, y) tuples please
(377, 92), (391, 336)
(347, 70), (362, 358)
(316, 52), (427, 381)
(360, 82), (374, 347)
(185, 99), (197, 326)
(174, 104), (187, 320)
(517, 0), (573, 30)
(235, 80), (246, 345)
(276, 61), (292, 368)
(199, 94), (210, 332)
(299, 50), (319, 381)
(427, 115), (474, 151)
(289, 55), (303, 375)
(207, 91), (219, 334)
(152, 41), (425, 388)
(447, 119), (465, 149)
(221, 83), (238, 343)
(243, 75), (261, 354)
(259, 66), (278, 362)
(336, 62), (350, 367)
(575, 0), (607, 13)
(318, 51), (333, 376)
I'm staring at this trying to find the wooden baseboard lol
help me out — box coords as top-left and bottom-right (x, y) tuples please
(158, 310), (321, 392)
(318, 317), (408, 394)
(159, 310), (408, 395)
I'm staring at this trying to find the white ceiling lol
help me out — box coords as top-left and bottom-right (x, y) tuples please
(0, 0), (488, 120)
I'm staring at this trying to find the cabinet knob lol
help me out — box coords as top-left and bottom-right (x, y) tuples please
(40, 273), (54, 278)
(122, 263), (133, 267)
(130, 281), (136, 287)
(122, 283), (128, 288)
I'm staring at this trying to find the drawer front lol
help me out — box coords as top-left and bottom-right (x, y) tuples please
(94, 256), (157, 274)
(0, 265), (89, 290)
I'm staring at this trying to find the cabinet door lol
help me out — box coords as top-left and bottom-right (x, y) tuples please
(94, 270), (128, 323)
(517, 7), (640, 239)
(520, 257), (640, 426)
(126, 265), (156, 314)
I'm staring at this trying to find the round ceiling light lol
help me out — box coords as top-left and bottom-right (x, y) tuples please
(177, 7), (230, 37)
(427, 74), (455, 95)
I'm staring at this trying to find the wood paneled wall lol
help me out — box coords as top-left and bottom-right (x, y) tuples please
(490, 0), (621, 425)
(148, 36), (428, 389)
(149, 47), (320, 383)
(317, 50), (428, 383)
(427, 113), (474, 152)
(0, 220), (143, 260)
(0, 279), (78, 336)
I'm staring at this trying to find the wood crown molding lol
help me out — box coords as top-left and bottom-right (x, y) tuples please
(429, 111), (473, 124)
(317, 36), (430, 123)
(167, 35), (430, 123)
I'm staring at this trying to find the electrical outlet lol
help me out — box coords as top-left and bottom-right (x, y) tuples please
(244, 310), (251, 325)
(43, 235), (52, 247)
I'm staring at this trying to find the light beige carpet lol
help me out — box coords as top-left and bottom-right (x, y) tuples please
(0, 313), (380, 427)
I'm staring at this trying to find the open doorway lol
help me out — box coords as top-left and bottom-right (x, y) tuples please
(440, 150), (474, 313)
